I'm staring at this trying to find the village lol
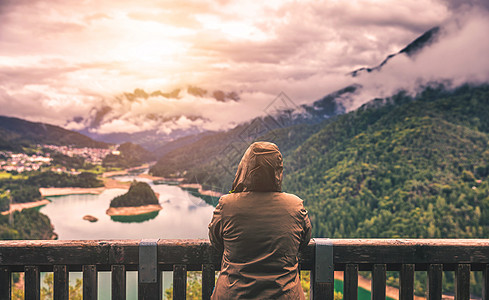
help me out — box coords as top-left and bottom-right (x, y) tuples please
(0, 145), (118, 173)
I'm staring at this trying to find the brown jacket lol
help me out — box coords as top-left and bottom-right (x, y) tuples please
(208, 142), (312, 299)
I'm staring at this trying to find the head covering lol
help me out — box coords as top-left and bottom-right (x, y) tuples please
(231, 142), (283, 192)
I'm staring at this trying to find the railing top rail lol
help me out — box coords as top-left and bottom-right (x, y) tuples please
(2, 238), (489, 246)
(1, 239), (489, 271)
(0, 238), (489, 248)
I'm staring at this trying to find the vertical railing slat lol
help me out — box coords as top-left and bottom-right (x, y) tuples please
(483, 264), (489, 300)
(173, 264), (187, 300)
(25, 265), (40, 300)
(372, 264), (386, 300)
(111, 265), (126, 300)
(344, 264), (358, 300)
(0, 266), (11, 300)
(428, 264), (443, 300)
(0, 266), (12, 299)
(455, 264), (470, 300)
(202, 264), (215, 300)
(54, 265), (69, 300)
(83, 265), (97, 300)
(400, 264), (414, 300)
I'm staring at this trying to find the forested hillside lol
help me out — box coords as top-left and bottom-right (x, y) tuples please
(0, 116), (109, 150)
(102, 142), (155, 168)
(285, 84), (489, 238)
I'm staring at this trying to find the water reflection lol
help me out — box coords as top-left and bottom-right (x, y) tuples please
(39, 174), (215, 240)
(110, 210), (159, 223)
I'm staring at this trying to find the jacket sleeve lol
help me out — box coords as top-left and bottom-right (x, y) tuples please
(298, 205), (312, 252)
(208, 199), (224, 253)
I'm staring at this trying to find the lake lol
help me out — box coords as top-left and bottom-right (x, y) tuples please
(39, 174), (215, 299)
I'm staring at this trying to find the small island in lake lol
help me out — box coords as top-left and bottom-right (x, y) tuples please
(106, 181), (162, 216)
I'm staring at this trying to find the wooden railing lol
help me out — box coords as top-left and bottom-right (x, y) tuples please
(0, 239), (488, 299)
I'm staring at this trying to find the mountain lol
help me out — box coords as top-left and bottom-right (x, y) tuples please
(349, 26), (440, 77)
(0, 115), (109, 151)
(285, 84), (489, 239)
(150, 83), (489, 225)
(102, 142), (155, 168)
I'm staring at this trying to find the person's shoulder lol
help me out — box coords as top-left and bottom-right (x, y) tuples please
(279, 192), (304, 204)
(218, 193), (237, 205)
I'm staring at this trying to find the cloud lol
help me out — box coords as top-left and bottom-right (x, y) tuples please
(344, 8), (489, 111)
(0, 0), (487, 139)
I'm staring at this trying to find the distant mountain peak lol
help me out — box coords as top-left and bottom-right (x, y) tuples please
(350, 26), (440, 77)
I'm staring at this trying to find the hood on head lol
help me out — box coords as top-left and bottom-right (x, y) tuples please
(231, 142), (283, 193)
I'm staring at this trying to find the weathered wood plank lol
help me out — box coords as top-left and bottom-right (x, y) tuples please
(428, 264), (443, 300)
(25, 265), (40, 300)
(0, 240), (112, 266)
(2, 239), (489, 268)
(483, 264), (489, 300)
(0, 266), (11, 300)
(372, 264), (386, 300)
(455, 264), (470, 300)
(202, 264), (215, 300)
(173, 264), (187, 300)
(111, 265), (126, 300)
(54, 265), (69, 300)
(400, 264), (414, 300)
(83, 265), (97, 300)
(344, 264), (358, 300)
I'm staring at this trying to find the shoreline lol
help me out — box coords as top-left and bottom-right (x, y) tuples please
(1, 199), (51, 215)
(106, 204), (162, 216)
(179, 182), (224, 198)
(40, 187), (106, 197)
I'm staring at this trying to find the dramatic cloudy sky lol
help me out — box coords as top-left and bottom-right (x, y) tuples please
(0, 0), (488, 136)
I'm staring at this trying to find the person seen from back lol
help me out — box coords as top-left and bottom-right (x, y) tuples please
(208, 141), (312, 299)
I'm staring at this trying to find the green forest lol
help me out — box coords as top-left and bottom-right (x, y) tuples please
(0, 209), (56, 240)
(110, 181), (159, 207)
(285, 84), (489, 239)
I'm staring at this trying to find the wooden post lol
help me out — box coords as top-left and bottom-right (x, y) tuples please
(428, 264), (442, 300)
(371, 264), (386, 300)
(83, 265), (97, 300)
(138, 272), (161, 300)
(455, 264), (470, 300)
(344, 264), (358, 300)
(0, 266), (11, 300)
(138, 239), (160, 300)
(202, 264), (215, 300)
(111, 265), (126, 300)
(311, 238), (334, 300)
(25, 265), (40, 300)
(54, 265), (69, 300)
(400, 264), (414, 300)
(173, 264), (187, 300)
